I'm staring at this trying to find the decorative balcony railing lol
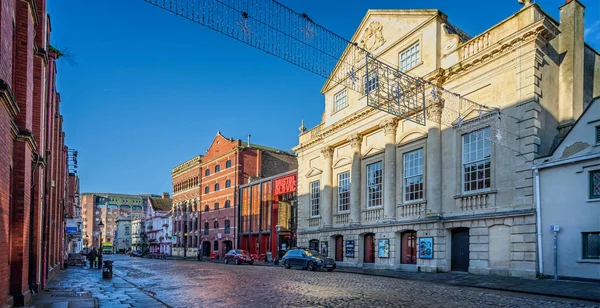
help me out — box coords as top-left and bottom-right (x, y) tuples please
(399, 201), (426, 218)
(456, 191), (496, 211)
(334, 213), (350, 225)
(363, 208), (382, 223)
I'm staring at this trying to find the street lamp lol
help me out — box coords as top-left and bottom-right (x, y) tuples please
(275, 225), (281, 265)
(98, 221), (104, 268)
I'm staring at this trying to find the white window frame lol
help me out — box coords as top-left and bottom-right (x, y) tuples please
(366, 161), (383, 208)
(590, 170), (600, 200)
(333, 90), (348, 113)
(399, 42), (420, 72)
(461, 127), (491, 193)
(310, 181), (320, 217)
(364, 71), (379, 94)
(337, 171), (350, 212)
(403, 148), (424, 202)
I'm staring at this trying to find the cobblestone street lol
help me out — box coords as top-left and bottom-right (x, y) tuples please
(107, 255), (598, 308)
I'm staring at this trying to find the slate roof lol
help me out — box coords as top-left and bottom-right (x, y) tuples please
(149, 197), (172, 212)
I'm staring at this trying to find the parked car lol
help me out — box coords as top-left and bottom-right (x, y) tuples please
(223, 249), (254, 265)
(281, 248), (336, 272)
(129, 250), (144, 257)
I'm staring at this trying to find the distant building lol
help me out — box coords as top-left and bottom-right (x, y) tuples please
(172, 132), (297, 258)
(81, 193), (159, 249)
(115, 216), (132, 252)
(534, 97), (600, 281)
(146, 194), (173, 255)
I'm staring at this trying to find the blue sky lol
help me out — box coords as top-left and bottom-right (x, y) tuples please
(47, 0), (600, 195)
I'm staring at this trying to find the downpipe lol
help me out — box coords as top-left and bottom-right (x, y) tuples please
(533, 168), (543, 277)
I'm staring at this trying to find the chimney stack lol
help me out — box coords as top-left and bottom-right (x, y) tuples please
(558, 0), (585, 125)
(162, 192), (170, 199)
(247, 134), (251, 147)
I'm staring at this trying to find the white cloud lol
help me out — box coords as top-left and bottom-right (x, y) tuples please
(584, 20), (600, 40)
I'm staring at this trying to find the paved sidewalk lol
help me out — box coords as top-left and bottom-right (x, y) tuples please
(28, 264), (169, 308)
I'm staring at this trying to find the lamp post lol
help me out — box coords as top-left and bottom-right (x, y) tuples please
(98, 221), (104, 269)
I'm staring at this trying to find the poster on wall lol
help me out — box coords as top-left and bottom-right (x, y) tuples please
(345, 240), (355, 258)
(321, 241), (328, 256)
(419, 237), (433, 259)
(378, 239), (390, 258)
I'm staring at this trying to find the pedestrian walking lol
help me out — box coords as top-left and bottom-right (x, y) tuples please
(87, 247), (96, 269)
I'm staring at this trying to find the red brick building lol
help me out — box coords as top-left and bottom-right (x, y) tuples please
(172, 132), (297, 259)
(0, 1), (73, 306)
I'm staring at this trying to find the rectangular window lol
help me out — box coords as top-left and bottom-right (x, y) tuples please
(582, 232), (600, 259)
(591, 170), (600, 199)
(403, 149), (424, 202)
(366, 162), (383, 208)
(333, 90), (348, 112)
(125, 226), (130, 236)
(310, 181), (320, 217)
(596, 126), (600, 144)
(462, 128), (491, 192)
(399, 42), (420, 72)
(364, 71), (379, 94)
(337, 172), (350, 212)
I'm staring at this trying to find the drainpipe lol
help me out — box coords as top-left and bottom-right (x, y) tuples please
(533, 167), (543, 276)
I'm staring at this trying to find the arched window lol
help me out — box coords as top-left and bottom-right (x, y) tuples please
(225, 180), (231, 188)
(214, 221), (219, 228)
(224, 220), (230, 234)
(204, 204), (209, 212)
(224, 200), (230, 208)
(215, 165), (220, 173)
(214, 183), (220, 191)
(214, 202), (219, 210)
(214, 240), (219, 251)
(226, 160), (232, 168)
(204, 222), (209, 235)
(205, 186), (209, 194)
(205, 169), (210, 176)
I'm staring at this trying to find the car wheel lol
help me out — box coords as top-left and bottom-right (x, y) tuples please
(327, 269), (334, 272)
(235, 258), (240, 265)
(284, 260), (291, 269)
(250, 261), (254, 265)
(307, 261), (314, 271)
(224, 258), (228, 264)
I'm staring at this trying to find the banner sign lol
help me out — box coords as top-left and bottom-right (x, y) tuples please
(66, 219), (78, 234)
(419, 237), (433, 259)
(273, 174), (297, 196)
(345, 240), (355, 258)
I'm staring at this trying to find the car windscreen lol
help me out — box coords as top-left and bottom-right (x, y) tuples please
(237, 250), (250, 255)
(305, 250), (322, 257)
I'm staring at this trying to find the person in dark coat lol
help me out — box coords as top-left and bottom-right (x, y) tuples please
(87, 247), (97, 269)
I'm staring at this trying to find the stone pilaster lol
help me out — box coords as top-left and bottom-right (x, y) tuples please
(321, 146), (334, 228)
(426, 101), (443, 216)
(380, 119), (397, 220)
(348, 134), (362, 224)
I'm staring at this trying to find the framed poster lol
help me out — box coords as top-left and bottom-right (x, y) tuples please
(419, 237), (433, 259)
(320, 241), (328, 256)
(345, 240), (355, 258)
(378, 239), (390, 258)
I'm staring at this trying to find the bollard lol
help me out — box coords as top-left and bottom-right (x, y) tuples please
(102, 260), (114, 279)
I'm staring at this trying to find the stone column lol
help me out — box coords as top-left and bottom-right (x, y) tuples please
(380, 119), (397, 220)
(321, 146), (334, 228)
(348, 134), (362, 224)
(426, 99), (443, 216)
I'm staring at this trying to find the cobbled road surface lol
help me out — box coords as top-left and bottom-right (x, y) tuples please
(109, 255), (598, 308)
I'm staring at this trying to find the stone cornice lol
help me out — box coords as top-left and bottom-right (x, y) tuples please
(445, 17), (559, 81)
(16, 128), (39, 152)
(172, 155), (202, 176)
(0, 79), (20, 118)
(35, 46), (49, 65)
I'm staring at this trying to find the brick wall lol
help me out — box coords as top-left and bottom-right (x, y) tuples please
(260, 151), (297, 178)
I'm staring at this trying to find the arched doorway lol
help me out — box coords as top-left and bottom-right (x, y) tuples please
(451, 228), (470, 272)
(364, 233), (375, 263)
(202, 241), (211, 257)
(401, 231), (417, 264)
(222, 240), (233, 255)
(335, 235), (344, 262)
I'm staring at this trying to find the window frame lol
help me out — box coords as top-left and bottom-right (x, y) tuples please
(215, 165), (220, 173)
(590, 170), (600, 200)
(582, 232), (600, 260)
(214, 202), (219, 210)
(224, 220), (231, 234)
(366, 161), (383, 208)
(214, 183), (220, 191)
(364, 70), (379, 95)
(596, 126), (600, 144)
(225, 179), (231, 188)
(205, 186), (209, 194)
(461, 127), (492, 194)
(399, 41), (420, 73)
(337, 171), (350, 213)
(204, 222), (209, 235)
(226, 160), (232, 168)
(224, 200), (231, 208)
(309, 180), (320, 217)
(205, 169), (210, 176)
(333, 89), (348, 113)
(403, 148), (424, 202)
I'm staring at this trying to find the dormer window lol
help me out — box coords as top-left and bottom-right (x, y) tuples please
(333, 90), (347, 113)
(399, 42), (420, 72)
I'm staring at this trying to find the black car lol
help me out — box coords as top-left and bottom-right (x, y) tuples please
(281, 248), (336, 272)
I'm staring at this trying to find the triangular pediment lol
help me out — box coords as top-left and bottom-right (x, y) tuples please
(362, 146), (384, 157)
(321, 9), (441, 94)
(305, 167), (323, 178)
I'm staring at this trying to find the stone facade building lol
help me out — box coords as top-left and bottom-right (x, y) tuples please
(294, 1), (600, 278)
(115, 216), (132, 253)
(0, 0), (76, 305)
(145, 194), (173, 255)
(172, 132), (297, 258)
(534, 97), (600, 281)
